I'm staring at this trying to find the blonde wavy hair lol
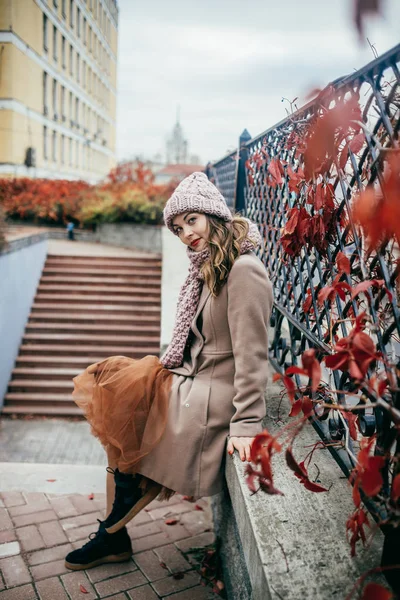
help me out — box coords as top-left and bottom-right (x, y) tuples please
(201, 215), (255, 296)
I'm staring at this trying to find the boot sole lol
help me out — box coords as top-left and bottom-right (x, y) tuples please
(105, 486), (160, 534)
(65, 551), (132, 571)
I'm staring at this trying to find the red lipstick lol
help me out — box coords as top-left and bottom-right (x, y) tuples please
(191, 239), (201, 248)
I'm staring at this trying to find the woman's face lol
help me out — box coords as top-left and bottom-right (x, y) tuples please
(172, 212), (210, 252)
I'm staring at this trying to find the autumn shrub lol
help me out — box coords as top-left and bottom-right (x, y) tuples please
(0, 163), (175, 227)
(0, 178), (90, 225)
(0, 205), (6, 252)
(78, 187), (165, 226)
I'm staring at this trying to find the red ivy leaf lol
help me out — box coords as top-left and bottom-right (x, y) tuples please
(88, 493), (94, 500)
(165, 518), (178, 525)
(360, 456), (385, 496)
(361, 582), (393, 600)
(46, 479), (56, 483)
(349, 132), (365, 154)
(391, 473), (400, 502)
(267, 159), (283, 185)
(285, 448), (328, 493)
(336, 251), (351, 275)
(289, 399), (303, 417)
(194, 504), (204, 511)
(80, 584), (89, 594)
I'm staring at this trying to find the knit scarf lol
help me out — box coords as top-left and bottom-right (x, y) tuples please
(160, 220), (262, 369)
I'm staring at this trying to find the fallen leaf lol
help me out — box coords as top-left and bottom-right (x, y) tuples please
(194, 504), (204, 511)
(361, 582), (393, 600)
(165, 518), (178, 525)
(160, 561), (168, 569)
(88, 493), (94, 500)
(79, 584), (89, 594)
(46, 479), (57, 483)
(172, 572), (185, 580)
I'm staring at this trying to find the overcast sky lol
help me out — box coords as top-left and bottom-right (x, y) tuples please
(116, 0), (400, 164)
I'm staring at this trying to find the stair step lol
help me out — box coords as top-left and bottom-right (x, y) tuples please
(9, 380), (73, 393)
(48, 253), (161, 262)
(19, 344), (159, 356)
(42, 267), (161, 277)
(45, 259), (162, 269)
(37, 285), (161, 296)
(34, 294), (160, 305)
(31, 303), (160, 314)
(23, 333), (159, 346)
(12, 368), (82, 380)
(2, 404), (83, 416)
(40, 276), (159, 287)
(5, 392), (74, 404)
(16, 356), (116, 368)
(28, 312), (160, 325)
(26, 323), (160, 335)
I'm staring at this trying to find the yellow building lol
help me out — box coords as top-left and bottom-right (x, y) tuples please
(0, 0), (118, 182)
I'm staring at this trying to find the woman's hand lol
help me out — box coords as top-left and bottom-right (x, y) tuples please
(227, 437), (254, 462)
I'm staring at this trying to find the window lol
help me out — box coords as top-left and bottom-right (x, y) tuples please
(53, 0), (58, 8)
(88, 68), (91, 93)
(70, 0), (74, 28)
(43, 71), (48, 115)
(61, 36), (66, 68)
(83, 17), (87, 44)
(61, 85), (66, 121)
(69, 44), (73, 75)
(76, 139), (80, 167)
(69, 137), (73, 166)
(82, 61), (86, 88)
(61, 134), (65, 164)
(43, 13), (48, 52)
(75, 97), (79, 128)
(43, 126), (48, 160)
(52, 130), (57, 162)
(53, 25), (57, 61)
(76, 54), (80, 82)
(77, 7), (81, 37)
(62, 0), (66, 18)
(69, 91), (73, 126)
(52, 79), (58, 120)
(88, 26), (92, 52)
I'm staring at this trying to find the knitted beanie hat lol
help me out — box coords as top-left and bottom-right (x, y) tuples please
(163, 172), (233, 233)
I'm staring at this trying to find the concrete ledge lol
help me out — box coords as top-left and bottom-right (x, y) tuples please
(217, 382), (384, 599)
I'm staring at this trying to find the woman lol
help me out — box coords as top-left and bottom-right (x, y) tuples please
(65, 172), (273, 571)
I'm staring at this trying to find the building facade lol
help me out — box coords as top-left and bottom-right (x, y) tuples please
(0, 0), (118, 182)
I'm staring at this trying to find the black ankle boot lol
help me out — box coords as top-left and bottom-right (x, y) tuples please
(64, 519), (132, 571)
(104, 468), (159, 534)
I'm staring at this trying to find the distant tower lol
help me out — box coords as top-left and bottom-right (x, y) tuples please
(166, 107), (188, 164)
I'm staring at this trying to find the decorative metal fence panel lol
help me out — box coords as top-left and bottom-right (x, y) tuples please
(208, 43), (400, 512)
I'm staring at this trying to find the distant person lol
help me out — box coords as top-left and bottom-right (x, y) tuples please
(65, 172), (273, 571)
(66, 221), (75, 241)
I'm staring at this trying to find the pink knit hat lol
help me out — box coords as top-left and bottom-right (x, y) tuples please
(163, 172), (233, 233)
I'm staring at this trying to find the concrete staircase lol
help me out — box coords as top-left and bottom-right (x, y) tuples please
(2, 253), (162, 416)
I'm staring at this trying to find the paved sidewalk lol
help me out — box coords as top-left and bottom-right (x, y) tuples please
(0, 490), (218, 600)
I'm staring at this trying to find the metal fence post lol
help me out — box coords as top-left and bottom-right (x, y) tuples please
(234, 129), (251, 214)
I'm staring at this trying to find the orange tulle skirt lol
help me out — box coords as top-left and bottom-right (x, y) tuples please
(72, 355), (173, 480)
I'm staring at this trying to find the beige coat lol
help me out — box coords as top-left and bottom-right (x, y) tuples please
(138, 253), (273, 497)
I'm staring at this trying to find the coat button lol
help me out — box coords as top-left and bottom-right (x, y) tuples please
(185, 403), (190, 407)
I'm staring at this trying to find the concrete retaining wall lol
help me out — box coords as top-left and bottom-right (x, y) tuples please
(96, 223), (162, 253)
(0, 233), (48, 406)
(216, 372), (384, 599)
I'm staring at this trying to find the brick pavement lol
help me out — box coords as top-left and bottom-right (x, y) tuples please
(0, 491), (219, 599)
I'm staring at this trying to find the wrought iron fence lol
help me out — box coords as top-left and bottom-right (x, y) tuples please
(207, 44), (400, 513)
